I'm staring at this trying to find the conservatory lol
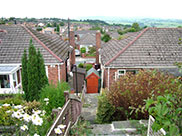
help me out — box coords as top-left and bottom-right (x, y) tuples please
(0, 65), (21, 94)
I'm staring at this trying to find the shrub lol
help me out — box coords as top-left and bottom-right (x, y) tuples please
(78, 63), (84, 68)
(36, 27), (42, 31)
(23, 100), (41, 115)
(0, 94), (24, 105)
(39, 82), (70, 115)
(78, 63), (92, 71)
(105, 70), (179, 120)
(80, 47), (86, 53)
(146, 91), (182, 135)
(101, 34), (111, 42)
(96, 91), (115, 124)
(85, 64), (93, 71)
(128, 28), (136, 32)
(0, 106), (17, 126)
(88, 46), (96, 56)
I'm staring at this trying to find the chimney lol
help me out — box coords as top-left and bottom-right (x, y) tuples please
(60, 34), (63, 40)
(96, 31), (101, 65)
(76, 34), (80, 42)
(70, 29), (75, 69)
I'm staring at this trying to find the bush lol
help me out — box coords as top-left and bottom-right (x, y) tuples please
(96, 91), (115, 124)
(103, 70), (179, 121)
(78, 63), (84, 68)
(23, 100), (41, 115)
(0, 94), (24, 105)
(85, 64), (93, 71)
(88, 46), (96, 56)
(39, 82), (70, 115)
(101, 34), (111, 42)
(0, 106), (17, 126)
(146, 89), (182, 135)
(78, 63), (92, 71)
(80, 47), (86, 53)
(36, 27), (42, 31)
(128, 28), (136, 32)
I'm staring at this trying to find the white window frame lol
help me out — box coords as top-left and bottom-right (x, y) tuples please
(117, 69), (126, 79)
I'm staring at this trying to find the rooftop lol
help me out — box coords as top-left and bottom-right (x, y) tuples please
(100, 28), (182, 68)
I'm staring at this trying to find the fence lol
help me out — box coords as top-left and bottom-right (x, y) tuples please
(47, 81), (86, 136)
(147, 115), (166, 136)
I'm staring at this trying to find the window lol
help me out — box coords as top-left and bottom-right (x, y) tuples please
(0, 75), (10, 88)
(117, 69), (126, 79)
(13, 73), (17, 87)
(126, 70), (138, 75)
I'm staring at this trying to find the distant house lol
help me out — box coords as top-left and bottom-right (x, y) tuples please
(42, 27), (56, 34)
(100, 28), (182, 88)
(0, 25), (75, 94)
(76, 33), (96, 52)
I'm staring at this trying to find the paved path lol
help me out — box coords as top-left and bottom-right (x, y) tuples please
(80, 94), (148, 135)
(81, 93), (99, 124)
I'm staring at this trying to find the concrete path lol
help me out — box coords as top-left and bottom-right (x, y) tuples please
(81, 93), (99, 124)
(80, 94), (148, 136)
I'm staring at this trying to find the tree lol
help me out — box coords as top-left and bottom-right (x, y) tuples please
(37, 49), (48, 90)
(21, 49), (28, 101)
(21, 39), (48, 101)
(131, 22), (140, 31)
(27, 39), (39, 101)
(56, 25), (60, 33)
(60, 22), (64, 26)
(36, 27), (42, 31)
(101, 34), (111, 42)
(53, 22), (57, 27)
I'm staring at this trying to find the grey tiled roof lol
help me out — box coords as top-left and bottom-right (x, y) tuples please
(75, 30), (97, 35)
(77, 33), (96, 46)
(0, 25), (72, 64)
(100, 28), (182, 68)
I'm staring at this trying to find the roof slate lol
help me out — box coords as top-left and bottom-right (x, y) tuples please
(77, 33), (96, 46)
(0, 25), (72, 64)
(101, 28), (182, 68)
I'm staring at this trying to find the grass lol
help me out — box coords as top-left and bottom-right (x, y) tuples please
(83, 104), (91, 108)
(70, 118), (93, 136)
(129, 120), (147, 136)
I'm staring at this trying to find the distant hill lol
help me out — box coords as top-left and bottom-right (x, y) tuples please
(79, 16), (182, 28)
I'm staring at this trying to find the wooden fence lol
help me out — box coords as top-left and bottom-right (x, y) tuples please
(47, 81), (86, 136)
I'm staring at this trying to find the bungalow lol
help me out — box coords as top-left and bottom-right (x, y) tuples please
(99, 28), (182, 88)
(0, 25), (75, 94)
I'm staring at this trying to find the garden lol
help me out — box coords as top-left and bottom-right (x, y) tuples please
(0, 39), (70, 136)
(0, 82), (69, 136)
(96, 70), (182, 136)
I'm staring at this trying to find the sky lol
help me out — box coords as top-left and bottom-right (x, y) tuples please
(1, 0), (182, 19)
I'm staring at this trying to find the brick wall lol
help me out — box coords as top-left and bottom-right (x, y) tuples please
(103, 68), (117, 88)
(47, 63), (66, 85)
(60, 63), (66, 82)
(103, 68), (140, 88)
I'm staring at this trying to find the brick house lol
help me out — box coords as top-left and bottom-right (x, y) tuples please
(75, 30), (97, 51)
(99, 28), (182, 88)
(0, 25), (75, 94)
